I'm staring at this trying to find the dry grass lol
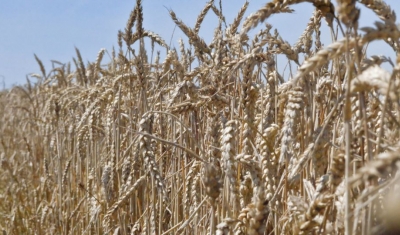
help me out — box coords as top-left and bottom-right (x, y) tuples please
(1, 0), (400, 234)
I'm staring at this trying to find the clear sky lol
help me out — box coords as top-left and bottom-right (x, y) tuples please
(1, 0), (399, 88)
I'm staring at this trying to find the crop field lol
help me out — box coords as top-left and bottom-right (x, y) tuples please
(1, 0), (400, 234)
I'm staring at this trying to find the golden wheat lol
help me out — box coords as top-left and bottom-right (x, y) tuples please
(1, 0), (400, 234)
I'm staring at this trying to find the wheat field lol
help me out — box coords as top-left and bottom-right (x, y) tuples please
(1, 0), (400, 234)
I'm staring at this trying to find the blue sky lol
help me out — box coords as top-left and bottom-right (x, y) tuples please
(0, 0), (398, 88)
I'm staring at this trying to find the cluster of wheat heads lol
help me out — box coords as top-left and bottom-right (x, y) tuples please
(1, 0), (400, 234)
